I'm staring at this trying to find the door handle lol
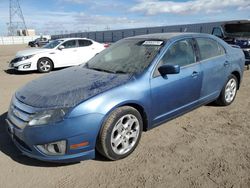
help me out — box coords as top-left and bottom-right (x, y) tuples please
(224, 61), (229, 67)
(191, 71), (199, 78)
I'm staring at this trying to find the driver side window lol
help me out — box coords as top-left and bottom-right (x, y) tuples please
(62, 40), (76, 49)
(161, 39), (195, 67)
(154, 39), (196, 77)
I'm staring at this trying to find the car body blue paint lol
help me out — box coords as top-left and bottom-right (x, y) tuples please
(7, 33), (245, 162)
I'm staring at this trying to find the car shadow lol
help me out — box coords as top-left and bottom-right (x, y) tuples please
(4, 69), (38, 75)
(0, 112), (78, 167)
(4, 67), (67, 75)
(94, 151), (111, 162)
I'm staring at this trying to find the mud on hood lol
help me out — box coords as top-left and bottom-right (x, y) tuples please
(16, 67), (132, 108)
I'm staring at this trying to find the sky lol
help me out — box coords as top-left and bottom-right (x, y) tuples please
(0, 0), (249, 36)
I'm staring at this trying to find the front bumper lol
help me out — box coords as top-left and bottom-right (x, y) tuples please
(9, 57), (37, 71)
(6, 97), (104, 163)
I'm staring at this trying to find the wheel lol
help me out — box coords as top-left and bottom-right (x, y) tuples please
(37, 58), (53, 73)
(97, 106), (143, 160)
(215, 74), (238, 106)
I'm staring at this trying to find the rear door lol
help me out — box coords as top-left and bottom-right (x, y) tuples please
(150, 38), (202, 125)
(195, 37), (229, 103)
(76, 39), (96, 65)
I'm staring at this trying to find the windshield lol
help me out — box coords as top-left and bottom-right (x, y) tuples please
(224, 23), (250, 37)
(86, 39), (164, 74)
(43, 39), (63, 49)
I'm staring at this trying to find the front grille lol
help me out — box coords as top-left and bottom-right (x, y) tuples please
(7, 97), (35, 129)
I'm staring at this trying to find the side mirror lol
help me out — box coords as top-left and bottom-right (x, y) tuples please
(158, 64), (180, 76)
(58, 45), (65, 50)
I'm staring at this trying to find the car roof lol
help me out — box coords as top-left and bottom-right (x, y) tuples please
(57, 37), (92, 41)
(126, 32), (213, 41)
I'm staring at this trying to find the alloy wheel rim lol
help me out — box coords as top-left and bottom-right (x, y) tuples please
(111, 114), (140, 155)
(40, 60), (51, 71)
(225, 78), (237, 103)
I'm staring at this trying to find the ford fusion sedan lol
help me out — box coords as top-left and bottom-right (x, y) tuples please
(6, 33), (245, 163)
(9, 38), (106, 73)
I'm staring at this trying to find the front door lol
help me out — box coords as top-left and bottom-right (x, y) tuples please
(55, 39), (78, 67)
(150, 38), (202, 125)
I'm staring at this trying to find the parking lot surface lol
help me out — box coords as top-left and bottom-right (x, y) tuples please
(0, 45), (250, 188)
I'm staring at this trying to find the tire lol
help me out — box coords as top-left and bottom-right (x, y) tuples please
(37, 58), (53, 73)
(97, 106), (143, 160)
(215, 74), (238, 106)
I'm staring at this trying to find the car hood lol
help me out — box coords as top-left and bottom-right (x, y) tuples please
(234, 38), (250, 48)
(16, 67), (132, 108)
(16, 48), (53, 57)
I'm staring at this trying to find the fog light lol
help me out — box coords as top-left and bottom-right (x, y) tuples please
(37, 140), (66, 156)
(23, 64), (31, 69)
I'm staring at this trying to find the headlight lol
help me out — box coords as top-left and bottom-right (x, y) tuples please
(20, 55), (34, 61)
(248, 40), (250, 45)
(28, 108), (69, 126)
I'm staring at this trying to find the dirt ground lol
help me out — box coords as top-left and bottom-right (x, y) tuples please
(0, 44), (249, 188)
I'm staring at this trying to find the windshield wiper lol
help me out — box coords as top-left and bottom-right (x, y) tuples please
(114, 70), (127, 74)
(86, 64), (128, 74)
(90, 67), (115, 74)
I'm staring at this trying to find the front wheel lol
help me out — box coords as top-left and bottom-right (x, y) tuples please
(97, 106), (143, 160)
(215, 74), (238, 106)
(37, 58), (53, 73)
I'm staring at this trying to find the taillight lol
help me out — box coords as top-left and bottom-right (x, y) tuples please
(104, 43), (110, 48)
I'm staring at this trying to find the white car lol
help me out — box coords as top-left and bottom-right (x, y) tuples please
(9, 38), (106, 73)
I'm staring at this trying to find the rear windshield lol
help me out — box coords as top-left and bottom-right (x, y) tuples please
(86, 39), (164, 74)
(224, 23), (250, 37)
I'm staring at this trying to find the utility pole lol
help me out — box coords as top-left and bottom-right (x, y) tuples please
(8, 0), (27, 36)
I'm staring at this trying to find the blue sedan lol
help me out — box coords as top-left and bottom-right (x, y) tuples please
(6, 33), (245, 162)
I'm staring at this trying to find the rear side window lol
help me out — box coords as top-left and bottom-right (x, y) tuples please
(62, 40), (77, 48)
(161, 39), (196, 67)
(78, 40), (93, 47)
(196, 38), (225, 61)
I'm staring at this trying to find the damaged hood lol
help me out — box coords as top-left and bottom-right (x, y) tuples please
(16, 67), (132, 108)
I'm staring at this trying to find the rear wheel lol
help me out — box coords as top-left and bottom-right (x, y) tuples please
(215, 74), (238, 106)
(97, 106), (143, 160)
(37, 58), (53, 73)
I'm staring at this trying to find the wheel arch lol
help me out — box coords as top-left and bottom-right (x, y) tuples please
(98, 102), (149, 134)
(231, 71), (241, 89)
